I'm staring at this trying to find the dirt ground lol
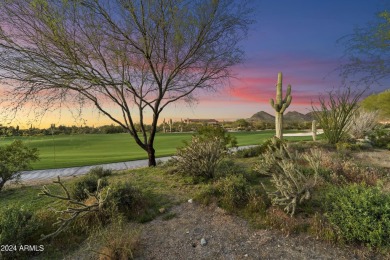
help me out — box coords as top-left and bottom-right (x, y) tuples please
(135, 202), (384, 260)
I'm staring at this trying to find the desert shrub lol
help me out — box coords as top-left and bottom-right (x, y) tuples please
(347, 109), (379, 139)
(308, 212), (338, 243)
(175, 136), (226, 181)
(97, 226), (140, 260)
(0, 206), (41, 259)
(312, 87), (365, 144)
(105, 182), (147, 220)
(255, 144), (321, 216)
(214, 159), (247, 178)
(263, 207), (310, 235)
(88, 166), (112, 178)
(215, 174), (249, 211)
(335, 141), (361, 152)
(325, 184), (390, 248)
(245, 186), (270, 215)
(318, 152), (383, 186)
(194, 184), (219, 206)
(86, 217), (140, 260)
(234, 145), (262, 158)
(196, 125), (237, 148)
(71, 174), (109, 201)
(369, 126), (390, 149)
(234, 139), (274, 158)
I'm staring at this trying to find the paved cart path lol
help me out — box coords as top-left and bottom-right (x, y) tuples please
(19, 156), (173, 183)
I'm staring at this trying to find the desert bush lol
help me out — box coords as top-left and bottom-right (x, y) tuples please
(308, 212), (338, 243)
(263, 207), (310, 235)
(194, 184), (219, 206)
(245, 187), (270, 215)
(88, 166), (113, 178)
(312, 87), (365, 144)
(335, 141), (361, 152)
(196, 125), (237, 148)
(325, 184), (390, 248)
(0, 140), (39, 191)
(175, 136), (227, 181)
(214, 159), (247, 178)
(71, 174), (109, 201)
(105, 182), (147, 220)
(234, 139), (274, 158)
(0, 206), (41, 259)
(215, 174), (249, 211)
(256, 144), (321, 216)
(94, 219), (141, 260)
(369, 126), (390, 149)
(318, 152), (383, 186)
(347, 109), (379, 139)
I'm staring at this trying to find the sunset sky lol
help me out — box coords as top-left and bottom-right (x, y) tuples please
(2, 0), (390, 128)
(162, 0), (390, 122)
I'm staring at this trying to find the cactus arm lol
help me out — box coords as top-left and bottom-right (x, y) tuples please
(286, 95), (292, 107)
(283, 85), (292, 103)
(280, 103), (288, 114)
(276, 72), (283, 104)
(270, 98), (275, 109)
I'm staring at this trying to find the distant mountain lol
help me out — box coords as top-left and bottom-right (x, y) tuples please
(250, 111), (314, 123)
(284, 111), (312, 122)
(249, 111), (274, 123)
(304, 111), (316, 121)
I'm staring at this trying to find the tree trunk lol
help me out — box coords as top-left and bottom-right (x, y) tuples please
(147, 145), (157, 167)
(275, 112), (283, 139)
(0, 179), (5, 192)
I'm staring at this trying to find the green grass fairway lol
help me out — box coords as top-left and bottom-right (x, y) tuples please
(0, 130), (316, 170)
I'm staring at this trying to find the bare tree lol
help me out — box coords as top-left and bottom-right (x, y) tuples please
(0, 0), (252, 166)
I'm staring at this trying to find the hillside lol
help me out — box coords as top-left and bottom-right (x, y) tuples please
(249, 111), (314, 122)
(249, 111), (274, 123)
(284, 111), (313, 122)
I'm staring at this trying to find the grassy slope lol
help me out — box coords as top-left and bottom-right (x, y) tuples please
(0, 130), (316, 169)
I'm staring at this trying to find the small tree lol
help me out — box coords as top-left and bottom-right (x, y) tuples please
(0, 140), (39, 191)
(0, 0), (253, 166)
(311, 87), (365, 144)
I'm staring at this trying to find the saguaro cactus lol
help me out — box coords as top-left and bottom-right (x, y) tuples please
(270, 72), (292, 139)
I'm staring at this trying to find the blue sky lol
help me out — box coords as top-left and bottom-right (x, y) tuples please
(175, 0), (390, 121)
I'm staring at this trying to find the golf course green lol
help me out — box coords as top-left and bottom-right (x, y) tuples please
(0, 131), (315, 170)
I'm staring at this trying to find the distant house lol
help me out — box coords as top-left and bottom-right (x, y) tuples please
(184, 118), (219, 125)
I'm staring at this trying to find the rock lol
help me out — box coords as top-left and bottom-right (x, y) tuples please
(200, 238), (207, 246)
(159, 208), (166, 213)
(188, 199), (193, 203)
